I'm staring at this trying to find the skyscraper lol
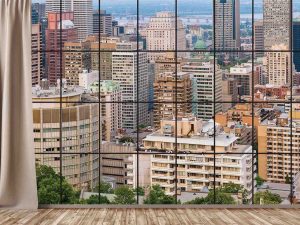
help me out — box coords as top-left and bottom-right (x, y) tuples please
(146, 12), (186, 61)
(46, 0), (93, 40)
(293, 21), (300, 72)
(93, 10), (112, 36)
(253, 20), (264, 58)
(72, 0), (93, 40)
(32, 24), (42, 86)
(112, 42), (149, 129)
(46, 12), (78, 84)
(45, 0), (72, 15)
(214, 0), (240, 51)
(263, 0), (290, 50)
(182, 61), (222, 121)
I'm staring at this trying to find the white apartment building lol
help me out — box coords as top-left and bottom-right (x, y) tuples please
(46, 0), (93, 40)
(146, 12), (186, 61)
(112, 42), (149, 129)
(266, 44), (291, 86)
(181, 61), (222, 121)
(142, 116), (254, 197)
(263, 0), (290, 50)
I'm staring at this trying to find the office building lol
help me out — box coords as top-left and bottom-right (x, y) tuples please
(32, 2), (46, 20)
(214, 0), (240, 51)
(46, 12), (78, 84)
(112, 42), (149, 129)
(46, 0), (93, 40)
(45, 0), (72, 15)
(182, 61), (222, 121)
(153, 72), (192, 128)
(226, 63), (259, 96)
(32, 24), (42, 86)
(253, 20), (264, 58)
(32, 81), (99, 189)
(93, 10), (112, 36)
(293, 21), (300, 72)
(146, 12), (186, 61)
(263, 0), (290, 50)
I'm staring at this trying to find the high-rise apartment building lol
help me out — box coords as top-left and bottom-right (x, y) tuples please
(153, 72), (192, 128)
(112, 42), (149, 129)
(46, 12), (78, 84)
(99, 80), (123, 142)
(181, 61), (222, 121)
(263, 0), (290, 50)
(63, 41), (91, 85)
(46, 0), (93, 40)
(143, 116), (254, 196)
(146, 12), (186, 61)
(258, 112), (300, 183)
(32, 24), (42, 86)
(266, 44), (291, 86)
(93, 10), (112, 36)
(214, 0), (240, 51)
(253, 20), (264, 58)
(32, 82), (99, 189)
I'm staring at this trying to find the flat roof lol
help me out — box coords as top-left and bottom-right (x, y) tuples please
(143, 133), (238, 147)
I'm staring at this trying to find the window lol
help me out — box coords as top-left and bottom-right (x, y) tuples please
(31, 0), (296, 206)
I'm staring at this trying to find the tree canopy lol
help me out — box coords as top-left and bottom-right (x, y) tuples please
(36, 164), (79, 204)
(144, 185), (177, 204)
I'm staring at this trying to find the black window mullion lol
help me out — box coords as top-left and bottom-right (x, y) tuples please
(59, 0), (63, 204)
(290, 0), (294, 205)
(251, 0), (255, 205)
(213, 0), (216, 205)
(136, 0), (140, 205)
(175, 0), (178, 203)
(98, 0), (102, 204)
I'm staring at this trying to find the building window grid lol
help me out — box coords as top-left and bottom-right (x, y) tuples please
(34, 0), (297, 205)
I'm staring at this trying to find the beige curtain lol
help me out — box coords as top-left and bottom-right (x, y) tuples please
(0, 0), (38, 209)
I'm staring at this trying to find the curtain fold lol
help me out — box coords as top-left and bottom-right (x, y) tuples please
(0, 0), (38, 209)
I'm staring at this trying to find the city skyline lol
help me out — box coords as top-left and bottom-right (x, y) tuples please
(29, 0), (300, 205)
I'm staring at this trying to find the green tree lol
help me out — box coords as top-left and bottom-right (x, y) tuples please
(186, 189), (235, 204)
(119, 136), (134, 144)
(113, 185), (136, 204)
(255, 176), (265, 186)
(144, 185), (177, 204)
(85, 195), (110, 204)
(205, 189), (236, 204)
(36, 164), (79, 204)
(254, 191), (282, 204)
(94, 181), (113, 194)
(134, 187), (145, 196)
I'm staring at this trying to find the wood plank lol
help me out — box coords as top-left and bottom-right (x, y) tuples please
(0, 208), (299, 224)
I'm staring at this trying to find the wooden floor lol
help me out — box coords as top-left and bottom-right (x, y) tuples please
(0, 208), (300, 225)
